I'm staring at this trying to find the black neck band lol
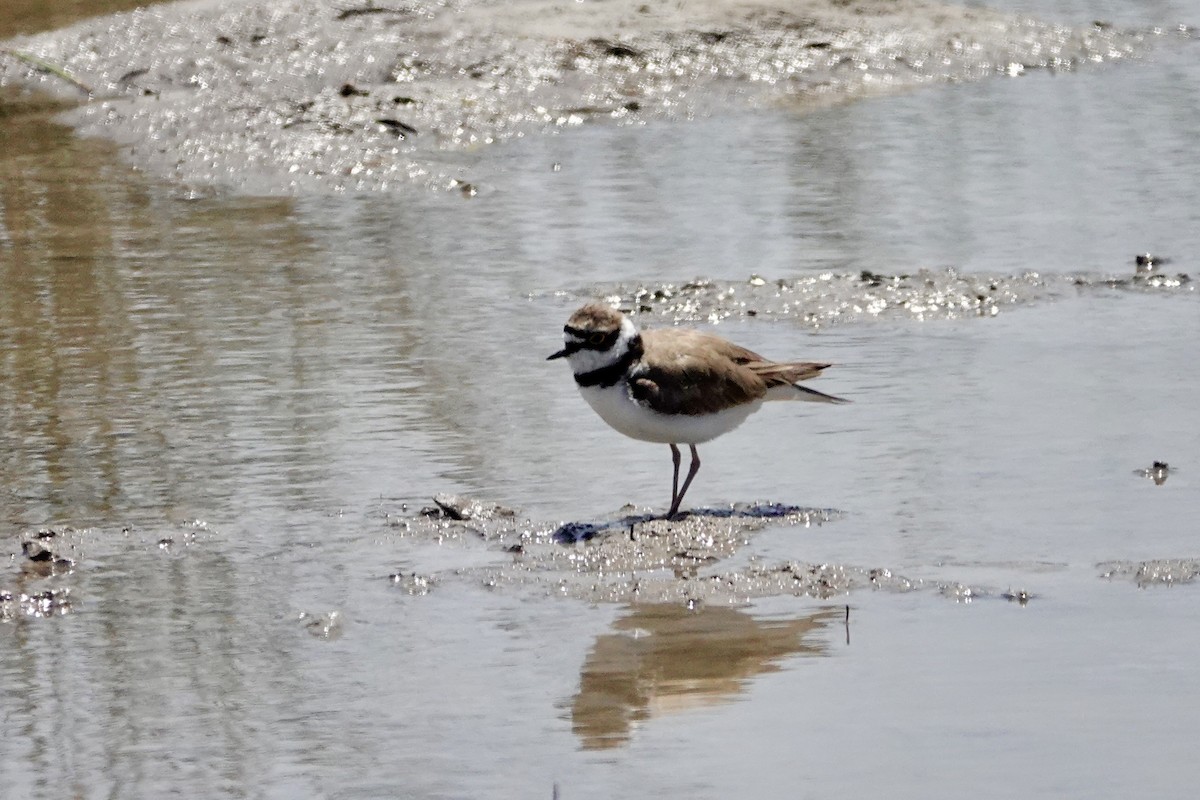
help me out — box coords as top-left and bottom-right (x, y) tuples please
(574, 335), (643, 388)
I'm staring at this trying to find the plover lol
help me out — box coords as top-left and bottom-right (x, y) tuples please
(549, 303), (847, 517)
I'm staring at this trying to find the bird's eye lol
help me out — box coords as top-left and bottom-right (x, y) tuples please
(589, 332), (607, 346)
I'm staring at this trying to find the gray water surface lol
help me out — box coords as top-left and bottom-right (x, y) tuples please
(2, 0), (1199, 797)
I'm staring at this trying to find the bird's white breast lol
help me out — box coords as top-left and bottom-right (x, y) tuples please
(579, 381), (761, 445)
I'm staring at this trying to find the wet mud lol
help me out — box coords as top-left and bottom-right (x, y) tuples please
(1099, 559), (1200, 587)
(1133, 461), (1172, 485)
(0, 0), (1170, 194)
(1, 523), (209, 622)
(401, 489), (1200, 603)
(549, 266), (1194, 327)
(6, 494), (1196, 622)
(387, 495), (1030, 605)
(1, 528), (83, 622)
(365, 495), (1200, 605)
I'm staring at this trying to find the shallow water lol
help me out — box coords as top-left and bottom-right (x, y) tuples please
(3, 0), (1200, 797)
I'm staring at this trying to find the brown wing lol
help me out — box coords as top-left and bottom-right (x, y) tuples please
(630, 329), (768, 416)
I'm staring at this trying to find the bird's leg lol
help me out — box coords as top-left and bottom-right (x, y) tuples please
(670, 445), (701, 519)
(667, 443), (682, 517)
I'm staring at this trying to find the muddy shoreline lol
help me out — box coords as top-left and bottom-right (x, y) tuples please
(7, 495), (1197, 621)
(0, 0), (1170, 195)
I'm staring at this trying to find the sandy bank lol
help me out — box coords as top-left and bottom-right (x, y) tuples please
(0, 0), (1160, 195)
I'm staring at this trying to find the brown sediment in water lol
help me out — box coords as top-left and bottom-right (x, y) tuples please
(0, 0), (1163, 195)
(0, 0), (161, 39)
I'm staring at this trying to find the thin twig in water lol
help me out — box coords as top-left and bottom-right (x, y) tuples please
(0, 48), (92, 95)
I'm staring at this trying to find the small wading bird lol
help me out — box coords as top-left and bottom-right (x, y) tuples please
(548, 303), (848, 518)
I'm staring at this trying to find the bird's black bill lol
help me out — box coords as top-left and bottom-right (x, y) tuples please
(547, 341), (580, 360)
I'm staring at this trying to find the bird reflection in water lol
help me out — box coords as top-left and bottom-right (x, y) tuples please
(568, 603), (839, 749)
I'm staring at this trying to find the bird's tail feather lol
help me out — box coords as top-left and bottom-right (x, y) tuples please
(754, 361), (850, 404)
(791, 384), (850, 404)
(764, 382), (849, 403)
